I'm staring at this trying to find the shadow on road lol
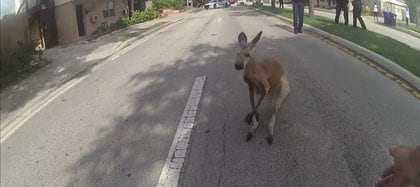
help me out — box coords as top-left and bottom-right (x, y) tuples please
(63, 34), (395, 187)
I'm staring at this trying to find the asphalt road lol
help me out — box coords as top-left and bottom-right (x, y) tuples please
(1, 7), (419, 187)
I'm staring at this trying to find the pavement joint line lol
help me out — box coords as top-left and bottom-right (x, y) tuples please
(217, 113), (229, 187)
(157, 76), (207, 187)
(253, 8), (420, 99)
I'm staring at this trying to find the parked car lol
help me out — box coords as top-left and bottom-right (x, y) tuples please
(245, 0), (253, 5)
(253, 0), (262, 5)
(204, 0), (228, 9)
(237, 0), (246, 5)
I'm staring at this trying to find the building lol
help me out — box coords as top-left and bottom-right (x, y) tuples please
(54, 0), (136, 44)
(375, 0), (407, 20)
(6, 0), (152, 50)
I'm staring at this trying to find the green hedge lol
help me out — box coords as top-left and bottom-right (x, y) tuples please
(94, 8), (159, 35)
(130, 8), (159, 24)
(152, 0), (185, 10)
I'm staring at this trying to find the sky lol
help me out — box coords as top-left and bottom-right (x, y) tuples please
(1, 0), (15, 18)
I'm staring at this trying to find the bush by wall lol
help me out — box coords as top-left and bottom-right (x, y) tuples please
(1, 43), (42, 89)
(94, 8), (159, 35)
(152, 0), (185, 10)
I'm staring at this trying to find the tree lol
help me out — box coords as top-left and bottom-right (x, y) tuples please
(309, 0), (315, 16)
(405, 0), (419, 26)
(272, 0), (275, 8)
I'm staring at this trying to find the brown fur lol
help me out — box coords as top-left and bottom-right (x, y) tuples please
(235, 31), (289, 145)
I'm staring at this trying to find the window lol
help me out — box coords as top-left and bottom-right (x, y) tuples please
(103, 1), (115, 18)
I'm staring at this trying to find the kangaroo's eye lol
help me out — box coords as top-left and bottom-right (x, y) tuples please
(245, 53), (250, 57)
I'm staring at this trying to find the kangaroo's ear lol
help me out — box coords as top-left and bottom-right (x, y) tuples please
(238, 32), (248, 49)
(250, 31), (262, 48)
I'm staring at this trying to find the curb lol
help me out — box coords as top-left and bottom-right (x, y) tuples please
(253, 7), (420, 90)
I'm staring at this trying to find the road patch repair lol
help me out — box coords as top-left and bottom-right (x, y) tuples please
(157, 76), (207, 187)
(252, 7), (420, 100)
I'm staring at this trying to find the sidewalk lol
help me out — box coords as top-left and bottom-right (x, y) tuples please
(0, 11), (194, 131)
(280, 4), (420, 51)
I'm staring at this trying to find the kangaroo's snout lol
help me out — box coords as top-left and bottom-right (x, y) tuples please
(235, 63), (244, 70)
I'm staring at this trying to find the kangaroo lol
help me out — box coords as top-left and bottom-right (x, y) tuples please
(234, 31), (290, 145)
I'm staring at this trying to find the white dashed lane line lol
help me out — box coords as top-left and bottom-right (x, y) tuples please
(157, 76), (207, 187)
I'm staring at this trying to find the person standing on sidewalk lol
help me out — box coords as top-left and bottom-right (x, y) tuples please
(406, 8), (410, 26)
(352, 0), (367, 29)
(373, 3), (379, 21)
(279, 0), (284, 8)
(292, 0), (304, 34)
(335, 0), (349, 25)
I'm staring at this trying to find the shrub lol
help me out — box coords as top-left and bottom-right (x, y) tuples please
(111, 17), (130, 30)
(94, 8), (159, 35)
(131, 8), (159, 24)
(93, 26), (111, 35)
(152, 0), (185, 10)
(0, 42), (40, 89)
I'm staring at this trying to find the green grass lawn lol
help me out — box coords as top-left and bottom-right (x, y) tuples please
(397, 22), (420, 34)
(258, 6), (420, 77)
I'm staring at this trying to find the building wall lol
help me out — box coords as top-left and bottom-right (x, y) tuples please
(53, 0), (132, 44)
(29, 16), (42, 48)
(55, 2), (79, 44)
(0, 14), (28, 50)
(82, 0), (131, 37)
(380, 1), (407, 20)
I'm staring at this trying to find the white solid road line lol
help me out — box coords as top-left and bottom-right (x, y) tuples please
(0, 75), (88, 143)
(157, 76), (207, 187)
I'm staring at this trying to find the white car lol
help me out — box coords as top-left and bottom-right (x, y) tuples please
(245, 0), (254, 5)
(205, 0), (229, 9)
(237, 0), (246, 5)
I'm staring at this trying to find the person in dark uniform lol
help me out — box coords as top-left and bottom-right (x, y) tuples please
(279, 0), (284, 8)
(335, 0), (349, 25)
(292, 0), (304, 34)
(352, 0), (366, 29)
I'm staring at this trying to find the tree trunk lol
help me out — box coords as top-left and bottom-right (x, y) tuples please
(128, 0), (132, 20)
(309, 0), (315, 16)
(272, 0), (276, 8)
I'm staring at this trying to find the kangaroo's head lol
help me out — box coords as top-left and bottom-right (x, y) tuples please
(235, 31), (262, 70)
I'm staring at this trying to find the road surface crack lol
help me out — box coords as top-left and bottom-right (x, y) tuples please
(217, 113), (229, 187)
